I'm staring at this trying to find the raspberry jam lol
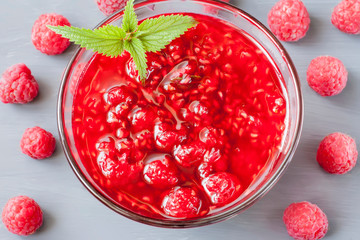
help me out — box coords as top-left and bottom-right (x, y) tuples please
(70, 13), (286, 219)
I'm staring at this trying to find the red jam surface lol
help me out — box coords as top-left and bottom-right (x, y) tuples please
(70, 13), (286, 219)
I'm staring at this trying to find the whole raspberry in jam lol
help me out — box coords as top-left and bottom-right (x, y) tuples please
(267, 0), (310, 41)
(307, 56), (348, 96)
(202, 172), (240, 205)
(104, 85), (138, 106)
(2, 196), (43, 236)
(154, 122), (187, 152)
(32, 13), (71, 55)
(283, 201), (328, 240)
(317, 132), (358, 174)
(332, 0), (360, 34)
(97, 150), (143, 185)
(20, 127), (56, 159)
(199, 127), (225, 148)
(173, 142), (207, 167)
(162, 187), (201, 218)
(96, 0), (127, 16)
(128, 107), (157, 133)
(184, 101), (212, 126)
(198, 149), (228, 179)
(0, 63), (39, 104)
(143, 156), (179, 188)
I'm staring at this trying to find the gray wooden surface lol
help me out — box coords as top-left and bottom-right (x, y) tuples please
(0, 0), (359, 239)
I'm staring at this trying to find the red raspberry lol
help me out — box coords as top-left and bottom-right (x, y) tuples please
(115, 138), (133, 155)
(20, 127), (56, 159)
(307, 56), (348, 96)
(116, 127), (130, 138)
(154, 122), (187, 152)
(2, 196), (43, 236)
(283, 201), (328, 240)
(267, 0), (311, 41)
(162, 187), (201, 218)
(199, 126), (226, 148)
(173, 142), (207, 167)
(96, 0), (127, 16)
(332, 0), (360, 34)
(97, 151), (143, 185)
(126, 58), (142, 82)
(96, 137), (116, 154)
(182, 101), (212, 127)
(202, 172), (240, 206)
(317, 132), (358, 174)
(104, 85), (138, 106)
(0, 64), (39, 104)
(32, 13), (71, 55)
(134, 130), (154, 151)
(190, 101), (210, 119)
(143, 156), (179, 188)
(128, 106), (157, 133)
(198, 148), (228, 179)
(115, 137), (147, 161)
(114, 102), (132, 118)
(106, 110), (126, 129)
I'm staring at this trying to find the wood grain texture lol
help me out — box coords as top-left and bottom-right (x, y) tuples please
(0, 0), (359, 239)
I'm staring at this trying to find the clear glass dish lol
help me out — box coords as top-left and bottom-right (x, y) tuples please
(58, 0), (303, 228)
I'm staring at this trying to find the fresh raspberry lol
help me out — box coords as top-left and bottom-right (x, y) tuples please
(307, 56), (348, 96)
(283, 201), (328, 240)
(267, 0), (311, 41)
(317, 132), (358, 174)
(20, 127), (56, 159)
(161, 187), (201, 218)
(2, 196), (43, 236)
(202, 172), (240, 206)
(32, 13), (71, 55)
(331, 0), (360, 34)
(173, 142), (207, 167)
(0, 64), (39, 104)
(143, 156), (179, 188)
(96, 0), (127, 16)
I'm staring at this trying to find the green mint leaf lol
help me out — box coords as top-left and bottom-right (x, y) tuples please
(136, 15), (198, 52)
(124, 38), (147, 82)
(47, 0), (198, 85)
(122, 0), (138, 33)
(47, 25), (126, 57)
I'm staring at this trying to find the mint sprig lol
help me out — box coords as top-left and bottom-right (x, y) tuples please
(122, 0), (138, 32)
(48, 0), (198, 83)
(47, 25), (126, 57)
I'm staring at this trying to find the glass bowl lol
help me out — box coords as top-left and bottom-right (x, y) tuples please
(58, 0), (303, 228)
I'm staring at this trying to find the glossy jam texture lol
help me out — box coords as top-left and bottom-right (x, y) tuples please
(70, 13), (286, 219)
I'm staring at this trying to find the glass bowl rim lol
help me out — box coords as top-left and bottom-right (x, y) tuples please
(57, 0), (304, 228)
